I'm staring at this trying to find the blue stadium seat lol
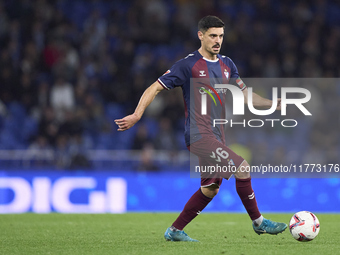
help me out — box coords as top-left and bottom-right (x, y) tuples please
(95, 132), (114, 149)
(7, 102), (26, 121)
(3, 116), (21, 137)
(21, 117), (38, 142)
(105, 103), (125, 121)
(142, 118), (159, 138)
(114, 127), (136, 150)
(176, 131), (187, 150)
(0, 130), (24, 149)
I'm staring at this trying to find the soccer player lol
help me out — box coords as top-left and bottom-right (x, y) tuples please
(115, 16), (287, 242)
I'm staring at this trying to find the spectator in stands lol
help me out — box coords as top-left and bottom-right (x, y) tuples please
(137, 143), (159, 171)
(154, 117), (178, 151)
(0, 0), (339, 170)
(38, 106), (59, 146)
(132, 123), (151, 150)
(27, 135), (54, 167)
(69, 133), (91, 169)
(54, 134), (71, 169)
(50, 76), (75, 121)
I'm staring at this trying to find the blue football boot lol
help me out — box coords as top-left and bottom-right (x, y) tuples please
(253, 218), (287, 235)
(164, 227), (199, 242)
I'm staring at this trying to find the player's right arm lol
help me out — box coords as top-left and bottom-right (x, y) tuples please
(115, 81), (165, 131)
(115, 56), (189, 131)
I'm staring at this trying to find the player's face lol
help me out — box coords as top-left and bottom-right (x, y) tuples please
(199, 27), (224, 56)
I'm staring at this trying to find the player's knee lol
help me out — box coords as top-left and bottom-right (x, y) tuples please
(234, 161), (251, 179)
(201, 185), (219, 198)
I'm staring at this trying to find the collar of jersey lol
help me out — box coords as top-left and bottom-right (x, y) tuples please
(202, 57), (219, 63)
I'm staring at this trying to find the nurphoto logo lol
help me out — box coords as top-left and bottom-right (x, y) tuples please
(199, 84), (312, 128)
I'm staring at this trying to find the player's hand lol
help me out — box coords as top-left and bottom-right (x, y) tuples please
(276, 98), (281, 111)
(115, 113), (140, 131)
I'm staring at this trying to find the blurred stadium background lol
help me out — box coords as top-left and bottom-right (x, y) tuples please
(0, 0), (340, 213)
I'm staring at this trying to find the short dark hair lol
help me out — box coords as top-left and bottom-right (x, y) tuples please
(198, 16), (225, 33)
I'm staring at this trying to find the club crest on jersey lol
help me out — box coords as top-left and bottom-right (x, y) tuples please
(224, 69), (229, 79)
(228, 159), (235, 166)
(163, 70), (171, 76)
(199, 70), (206, 77)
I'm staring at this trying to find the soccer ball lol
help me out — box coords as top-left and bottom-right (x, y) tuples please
(289, 211), (320, 242)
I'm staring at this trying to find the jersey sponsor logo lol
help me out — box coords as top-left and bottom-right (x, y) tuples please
(199, 70), (206, 76)
(198, 83), (223, 107)
(198, 83), (223, 115)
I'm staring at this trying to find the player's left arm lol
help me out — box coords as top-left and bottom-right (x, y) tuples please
(231, 63), (281, 111)
(242, 88), (281, 110)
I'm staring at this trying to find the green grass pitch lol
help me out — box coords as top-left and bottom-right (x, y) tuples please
(1, 213), (339, 255)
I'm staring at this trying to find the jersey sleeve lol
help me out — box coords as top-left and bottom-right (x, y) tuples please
(229, 58), (240, 79)
(157, 59), (189, 90)
(228, 58), (246, 91)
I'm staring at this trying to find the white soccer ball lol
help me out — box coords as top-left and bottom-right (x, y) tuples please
(289, 211), (320, 242)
